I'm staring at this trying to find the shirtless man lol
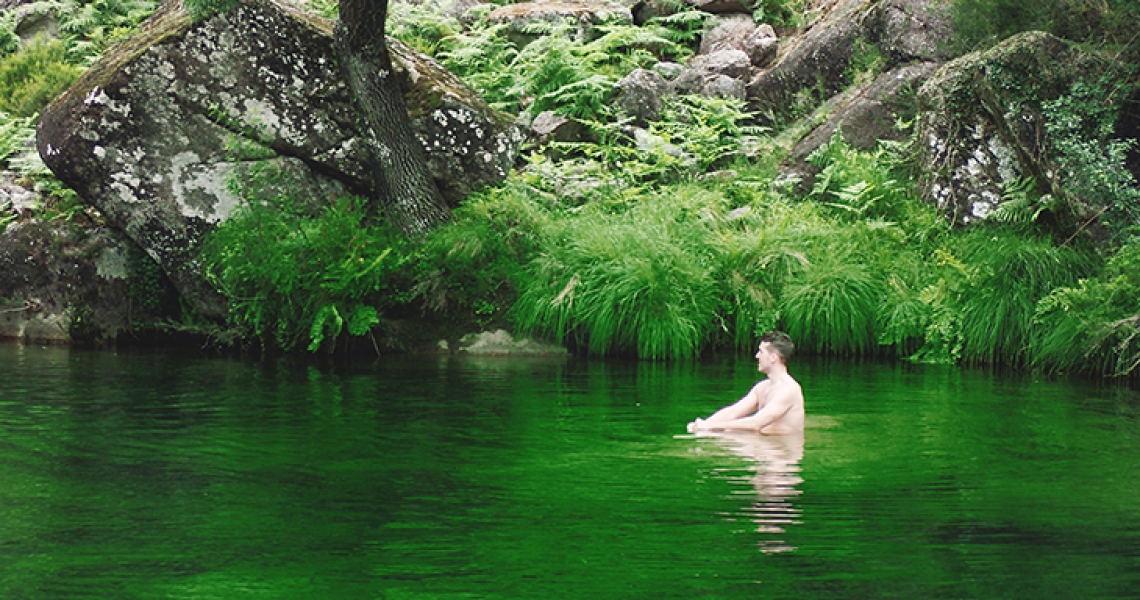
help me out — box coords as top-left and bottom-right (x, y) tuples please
(687, 331), (804, 435)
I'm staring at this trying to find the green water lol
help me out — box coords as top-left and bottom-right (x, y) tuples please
(1, 343), (1138, 599)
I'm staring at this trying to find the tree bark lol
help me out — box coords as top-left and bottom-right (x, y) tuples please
(334, 0), (451, 236)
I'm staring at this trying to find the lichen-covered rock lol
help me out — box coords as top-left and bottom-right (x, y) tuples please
(529, 110), (595, 143)
(745, 0), (865, 117)
(613, 68), (671, 123)
(0, 220), (170, 344)
(699, 14), (778, 67)
(866, 0), (952, 63)
(37, 0), (520, 319)
(747, 0), (952, 121)
(915, 31), (1110, 224)
(674, 49), (752, 97)
(782, 61), (939, 187)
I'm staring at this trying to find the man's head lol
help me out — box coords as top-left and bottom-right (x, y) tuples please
(759, 331), (794, 365)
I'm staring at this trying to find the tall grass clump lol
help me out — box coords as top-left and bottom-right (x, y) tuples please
(201, 182), (410, 353)
(1032, 242), (1140, 376)
(513, 185), (724, 360)
(915, 228), (1095, 365)
(779, 224), (890, 355)
(713, 211), (810, 350)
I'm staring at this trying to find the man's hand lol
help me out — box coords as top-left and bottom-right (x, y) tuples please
(687, 418), (705, 433)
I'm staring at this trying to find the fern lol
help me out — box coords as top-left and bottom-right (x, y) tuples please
(0, 111), (35, 165)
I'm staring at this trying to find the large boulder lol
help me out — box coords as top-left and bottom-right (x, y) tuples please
(745, 0), (867, 119)
(781, 61), (940, 187)
(746, 0), (952, 121)
(915, 31), (1111, 224)
(37, 0), (520, 319)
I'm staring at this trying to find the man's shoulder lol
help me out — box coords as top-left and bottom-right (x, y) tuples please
(773, 375), (804, 400)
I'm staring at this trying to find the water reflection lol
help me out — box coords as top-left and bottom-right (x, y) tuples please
(699, 431), (804, 554)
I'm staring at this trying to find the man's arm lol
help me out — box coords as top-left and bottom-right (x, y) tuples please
(694, 385), (795, 432)
(687, 383), (764, 432)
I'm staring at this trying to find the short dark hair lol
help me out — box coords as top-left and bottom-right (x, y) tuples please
(760, 331), (794, 362)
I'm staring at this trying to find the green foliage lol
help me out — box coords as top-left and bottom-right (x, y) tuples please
(951, 0), (1059, 53)
(1042, 74), (1140, 244)
(201, 184), (409, 353)
(0, 111), (35, 165)
(184, 0), (238, 22)
(59, 0), (159, 63)
(950, 0), (1140, 53)
(712, 210), (810, 350)
(0, 14), (19, 58)
(782, 250), (881, 355)
(544, 95), (766, 189)
(844, 38), (886, 88)
(513, 186), (725, 360)
(1033, 242), (1140, 375)
(0, 37), (83, 117)
(910, 229), (1094, 365)
(751, 0), (804, 29)
(411, 182), (549, 325)
(440, 18), (686, 120)
(807, 131), (920, 225)
(647, 8), (709, 46)
(387, 2), (462, 56)
(989, 176), (1061, 228)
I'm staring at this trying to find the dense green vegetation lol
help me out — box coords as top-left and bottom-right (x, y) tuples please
(2, 0), (1139, 375)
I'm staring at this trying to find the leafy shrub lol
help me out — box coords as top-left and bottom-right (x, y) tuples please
(1032, 242), (1140, 375)
(201, 187), (410, 353)
(410, 182), (548, 325)
(1042, 74), (1140, 245)
(951, 0), (1140, 54)
(0, 14), (18, 58)
(184, 0), (239, 22)
(0, 38), (83, 117)
(911, 228), (1094, 365)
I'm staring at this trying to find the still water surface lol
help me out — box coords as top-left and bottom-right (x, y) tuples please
(1, 343), (1139, 599)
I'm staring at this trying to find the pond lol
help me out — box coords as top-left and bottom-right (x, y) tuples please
(1, 342), (1139, 599)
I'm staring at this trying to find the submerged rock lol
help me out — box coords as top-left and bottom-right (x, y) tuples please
(452, 329), (569, 356)
(37, 0), (520, 319)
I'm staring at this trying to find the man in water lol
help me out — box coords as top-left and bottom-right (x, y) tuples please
(687, 331), (804, 435)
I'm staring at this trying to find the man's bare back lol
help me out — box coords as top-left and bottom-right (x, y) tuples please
(687, 333), (804, 435)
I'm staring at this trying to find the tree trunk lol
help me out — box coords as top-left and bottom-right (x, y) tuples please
(334, 0), (451, 236)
